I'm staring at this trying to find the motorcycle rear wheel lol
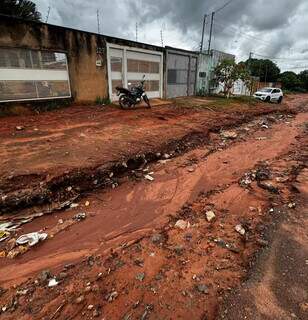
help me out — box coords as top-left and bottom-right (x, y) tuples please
(119, 95), (133, 109)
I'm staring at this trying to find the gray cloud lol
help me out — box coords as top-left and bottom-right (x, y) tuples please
(33, 0), (308, 72)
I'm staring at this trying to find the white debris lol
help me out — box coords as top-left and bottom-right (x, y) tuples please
(174, 220), (190, 230)
(144, 174), (154, 181)
(48, 278), (59, 287)
(288, 202), (296, 209)
(16, 232), (48, 247)
(70, 203), (79, 208)
(235, 224), (246, 236)
(205, 210), (216, 222)
(221, 130), (238, 139)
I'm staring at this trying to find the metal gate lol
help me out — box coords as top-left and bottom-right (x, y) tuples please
(107, 44), (163, 101)
(166, 48), (198, 98)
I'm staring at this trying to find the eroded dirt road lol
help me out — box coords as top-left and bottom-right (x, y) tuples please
(0, 95), (307, 319)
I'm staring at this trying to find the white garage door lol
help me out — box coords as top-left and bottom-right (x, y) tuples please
(107, 44), (163, 101)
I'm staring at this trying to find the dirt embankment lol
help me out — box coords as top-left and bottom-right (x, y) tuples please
(0, 95), (307, 320)
(0, 96), (301, 214)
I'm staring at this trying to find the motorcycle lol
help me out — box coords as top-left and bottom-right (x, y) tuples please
(116, 75), (151, 109)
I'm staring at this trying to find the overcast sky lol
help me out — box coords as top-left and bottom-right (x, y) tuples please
(33, 0), (308, 72)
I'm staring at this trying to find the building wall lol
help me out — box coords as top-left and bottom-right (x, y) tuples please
(0, 15), (109, 103)
(0, 15), (164, 104)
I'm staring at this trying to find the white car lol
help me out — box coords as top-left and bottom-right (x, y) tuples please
(253, 87), (283, 103)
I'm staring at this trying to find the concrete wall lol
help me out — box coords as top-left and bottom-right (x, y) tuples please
(0, 15), (163, 104)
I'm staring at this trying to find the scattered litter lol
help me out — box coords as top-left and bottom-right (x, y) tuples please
(163, 153), (170, 159)
(66, 186), (72, 192)
(7, 245), (28, 258)
(106, 291), (118, 302)
(144, 174), (154, 181)
(195, 284), (209, 294)
(48, 278), (59, 287)
(135, 272), (145, 282)
(255, 167), (271, 181)
(151, 233), (163, 244)
(158, 159), (169, 164)
(257, 181), (279, 194)
(87, 304), (94, 310)
(288, 202), (296, 209)
(0, 231), (10, 242)
(221, 130), (238, 139)
(205, 210), (216, 222)
(73, 212), (87, 221)
(70, 203), (79, 208)
(0, 221), (21, 231)
(174, 219), (190, 230)
(15, 126), (24, 131)
(256, 137), (267, 141)
(187, 168), (195, 173)
(16, 232), (48, 247)
(85, 201), (90, 207)
(239, 171), (256, 187)
(214, 238), (240, 253)
(235, 224), (246, 236)
(58, 219), (64, 224)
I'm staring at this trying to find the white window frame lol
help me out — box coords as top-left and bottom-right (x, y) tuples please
(0, 48), (71, 103)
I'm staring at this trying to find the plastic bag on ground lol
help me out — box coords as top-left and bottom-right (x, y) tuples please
(16, 232), (48, 247)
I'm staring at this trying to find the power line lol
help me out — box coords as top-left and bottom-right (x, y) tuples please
(215, 0), (235, 14)
(252, 52), (308, 61)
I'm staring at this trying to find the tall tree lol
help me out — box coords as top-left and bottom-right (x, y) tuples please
(298, 70), (308, 91)
(279, 71), (302, 90)
(244, 58), (280, 82)
(0, 0), (41, 21)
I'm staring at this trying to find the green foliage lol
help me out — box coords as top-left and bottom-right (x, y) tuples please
(279, 71), (304, 91)
(0, 0), (41, 21)
(298, 70), (308, 91)
(95, 96), (111, 105)
(244, 58), (280, 82)
(213, 59), (251, 98)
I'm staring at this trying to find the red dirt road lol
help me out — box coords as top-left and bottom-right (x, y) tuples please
(0, 95), (307, 320)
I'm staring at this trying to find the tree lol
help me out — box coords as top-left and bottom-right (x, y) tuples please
(279, 71), (303, 91)
(213, 59), (251, 98)
(0, 0), (41, 21)
(244, 58), (280, 82)
(298, 70), (308, 91)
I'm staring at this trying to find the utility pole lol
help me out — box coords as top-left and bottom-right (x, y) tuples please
(160, 29), (164, 47)
(96, 9), (100, 34)
(207, 12), (215, 54)
(248, 52), (254, 98)
(200, 14), (207, 53)
(45, 6), (50, 23)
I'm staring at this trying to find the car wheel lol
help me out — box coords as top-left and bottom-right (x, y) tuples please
(265, 96), (271, 103)
(278, 97), (283, 104)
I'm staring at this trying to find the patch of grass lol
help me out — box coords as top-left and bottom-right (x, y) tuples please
(95, 96), (111, 105)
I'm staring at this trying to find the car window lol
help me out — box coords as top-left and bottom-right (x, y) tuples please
(260, 88), (272, 93)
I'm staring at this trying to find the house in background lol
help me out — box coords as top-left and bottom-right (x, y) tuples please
(196, 49), (235, 95)
(0, 14), (239, 106)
